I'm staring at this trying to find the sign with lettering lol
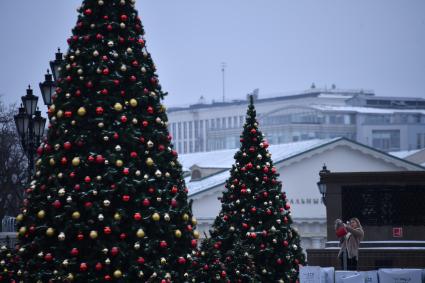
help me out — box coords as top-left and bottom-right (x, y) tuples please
(378, 269), (422, 283)
(300, 266), (320, 283)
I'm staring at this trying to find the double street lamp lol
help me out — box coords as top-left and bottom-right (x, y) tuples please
(14, 48), (63, 179)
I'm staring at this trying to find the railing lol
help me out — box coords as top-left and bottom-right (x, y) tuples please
(2, 216), (16, 232)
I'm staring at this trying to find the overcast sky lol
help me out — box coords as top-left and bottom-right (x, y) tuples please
(0, 0), (424, 109)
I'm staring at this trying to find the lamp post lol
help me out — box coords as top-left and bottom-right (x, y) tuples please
(317, 164), (330, 205)
(15, 48), (60, 180)
(14, 86), (47, 180)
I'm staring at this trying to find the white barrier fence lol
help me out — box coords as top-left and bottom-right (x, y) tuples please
(300, 266), (424, 283)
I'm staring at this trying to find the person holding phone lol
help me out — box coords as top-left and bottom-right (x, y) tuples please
(335, 217), (364, 270)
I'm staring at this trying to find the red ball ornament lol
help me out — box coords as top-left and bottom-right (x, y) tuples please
(107, 24), (113, 31)
(101, 89), (108, 95)
(171, 199), (177, 207)
(84, 201), (92, 208)
(96, 155), (104, 164)
(123, 168), (129, 175)
(52, 200), (61, 209)
(74, 184), (81, 191)
(120, 233), (127, 240)
(221, 271), (227, 278)
(150, 77), (157, 85)
(114, 79), (120, 86)
(284, 203), (291, 210)
(137, 257), (145, 264)
(64, 111), (72, 118)
(277, 258), (283, 265)
(263, 167), (269, 173)
(80, 262), (88, 271)
(246, 162), (253, 169)
(250, 233), (257, 239)
(104, 275), (111, 281)
(142, 199), (150, 207)
(70, 248), (79, 256)
(178, 257), (186, 264)
(122, 195), (130, 202)
(113, 133), (119, 139)
(203, 264), (209, 271)
(283, 240), (289, 247)
(250, 128), (257, 134)
(159, 241), (168, 248)
(64, 141), (72, 150)
(130, 151), (137, 158)
(84, 9), (92, 15)
(86, 81), (93, 88)
(103, 68), (110, 75)
(251, 207), (257, 213)
(111, 247), (119, 256)
(130, 75), (137, 82)
(75, 89), (81, 96)
(104, 227), (111, 234)
(44, 253), (53, 262)
(249, 146), (255, 153)
(191, 239), (197, 247)
(120, 14), (128, 21)
(171, 186), (178, 194)
(147, 106), (154, 114)
(134, 213), (142, 221)
(70, 172), (76, 178)
(84, 176), (91, 183)
(266, 209), (272, 215)
(95, 262), (103, 271)
(242, 223), (248, 229)
(120, 115), (127, 123)
(138, 39), (145, 46)
(96, 107), (104, 115)
(36, 147), (43, 156)
(60, 157), (67, 165)
(132, 60), (139, 67)
(77, 233), (84, 241)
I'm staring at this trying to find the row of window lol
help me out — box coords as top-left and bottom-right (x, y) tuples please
(364, 114), (424, 125)
(262, 113), (355, 125)
(288, 198), (323, 205)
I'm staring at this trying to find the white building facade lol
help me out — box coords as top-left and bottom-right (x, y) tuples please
(179, 138), (424, 251)
(167, 88), (425, 153)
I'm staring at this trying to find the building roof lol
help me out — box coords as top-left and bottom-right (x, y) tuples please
(390, 149), (423, 159)
(312, 104), (425, 114)
(182, 138), (424, 198)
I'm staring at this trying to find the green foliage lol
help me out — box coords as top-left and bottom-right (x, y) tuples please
(15, 0), (197, 281)
(197, 96), (306, 282)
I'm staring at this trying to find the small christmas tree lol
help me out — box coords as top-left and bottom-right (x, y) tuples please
(197, 96), (305, 282)
(15, 0), (198, 281)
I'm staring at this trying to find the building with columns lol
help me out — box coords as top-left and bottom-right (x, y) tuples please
(167, 87), (425, 154)
(178, 138), (424, 251)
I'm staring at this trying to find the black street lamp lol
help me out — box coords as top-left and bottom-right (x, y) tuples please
(14, 86), (46, 180)
(49, 48), (63, 81)
(317, 164), (330, 205)
(39, 69), (56, 106)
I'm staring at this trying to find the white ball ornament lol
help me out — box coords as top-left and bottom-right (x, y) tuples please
(126, 48), (133, 54)
(107, 41), (114, 47)
(120, 65), (127, 72)
(103, 200), (111, 207)
(98, 0), (104, 5)
(98, 214), (104, 221)
(120, 23), (126, 29)
(115, 145), (122, 151)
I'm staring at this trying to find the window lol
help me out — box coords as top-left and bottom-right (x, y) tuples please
(233, 116), (238, 128)
(211, 119), (215, 129)
(171, 123), (176, 139)
(239, 116), (244, 126)
(200, 121), (204, 151)
(328, 114), (345, 124)
(372, 130), (400, 151)
(228, 117), (232, 128)
(183, 122), (187, 139)
(184, 141), (187, 153)
(216, 118), (221, 129)
(177, 122), (182, 139)
(189, 141), (193, 153)
(189, 121), (193, 139)
(191, 169), (202, 180)
(364, 115), (391, 125)
(417, 133), (425, 149)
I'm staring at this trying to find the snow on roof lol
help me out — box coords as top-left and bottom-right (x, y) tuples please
(179, 138), (339, 171)
(389, 149), (422, 159)
(182, 138), (340, 197)
(312, 104), (425, 114)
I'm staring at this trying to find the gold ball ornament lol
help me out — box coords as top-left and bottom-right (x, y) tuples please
(72, 211), (80, 220)
(37, 210), (46, 219)
(77, 107), (86, 116)
(114, 103), (123, 111)
(90, 230), (98, 239)
(193, 230), (200, 239)
(67, 273), (74, 281)
(49, 158), (56, 166)
(152, 213), (160, 221)
(46, 227), (55, 237)
(130, 98), (138, 107)
(18, 227), (27, 236)
(115, 160), (123, 167)
(72, 157), (80, 166)
(145, 158), (154, 166)
(192, 217), (197, 225)
(114, 213), (121, 221)
(16, 214), (24, 222)
(182, 214), (189, 221)
(175, 230), (182, 238)
(113, 270), (122, 278)
(160, 258), (166, 265)
(136, 229), (145, 238)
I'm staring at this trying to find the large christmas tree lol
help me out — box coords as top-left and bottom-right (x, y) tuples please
(15, 0), (198, 281)
(197, 96), (305, 282)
